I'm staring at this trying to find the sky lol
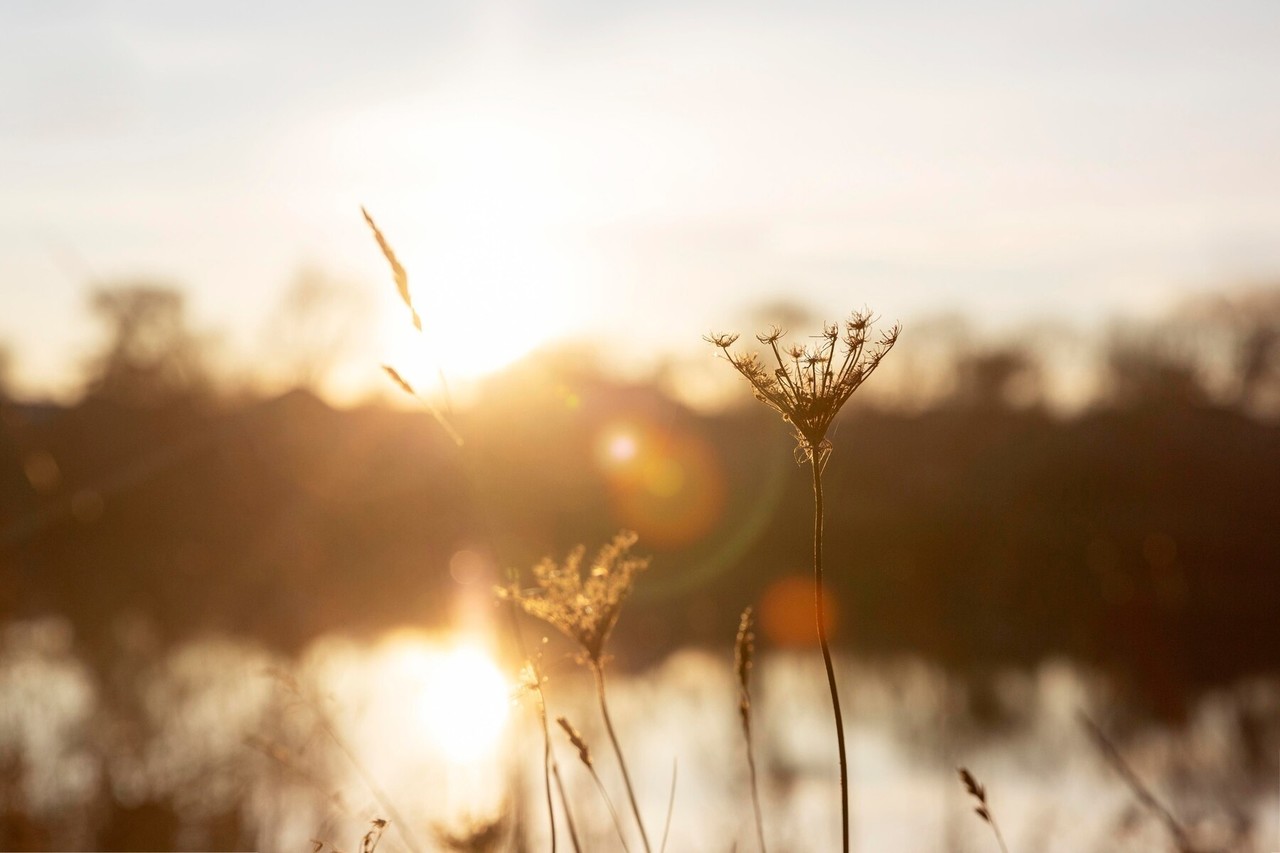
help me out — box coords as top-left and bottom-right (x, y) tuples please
(2, 0), (1280, 400)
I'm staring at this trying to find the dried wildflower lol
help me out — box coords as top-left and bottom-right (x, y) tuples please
(706, 310), (899, 467)
(710, 310), (898, 853)
(497, 531), (649, 666)
(499, 532), (653, 851)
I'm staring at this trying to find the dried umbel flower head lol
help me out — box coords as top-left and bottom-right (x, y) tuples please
(707, 310), (899, 465)
(497, 531), (649, 666)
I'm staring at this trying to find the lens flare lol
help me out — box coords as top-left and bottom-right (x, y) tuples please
(760, 575), (839, 648)
(595, 420), (726, 548)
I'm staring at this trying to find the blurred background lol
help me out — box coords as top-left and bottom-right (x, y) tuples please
(3, 1), (1280, 850)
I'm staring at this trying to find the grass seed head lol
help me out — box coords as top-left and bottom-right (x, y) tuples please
(557, 716), (593, 769)
(958, 767), (992, 822)
(734, 606), (755, 730)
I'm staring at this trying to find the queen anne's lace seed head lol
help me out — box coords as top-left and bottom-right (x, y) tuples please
(497, 531), (649, 666)
(706, 310), (900, 466)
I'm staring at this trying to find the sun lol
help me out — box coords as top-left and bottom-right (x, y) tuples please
(369, 110), (601, 395)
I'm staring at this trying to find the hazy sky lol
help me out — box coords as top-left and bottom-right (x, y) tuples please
(3, 0), (1280, 398)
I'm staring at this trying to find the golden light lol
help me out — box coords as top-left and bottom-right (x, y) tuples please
(364, 108), (602, 395)
(416, 644), (511, 763)
(385, 638), (511, 764)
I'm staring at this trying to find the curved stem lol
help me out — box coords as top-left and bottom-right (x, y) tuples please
(812, 457), (850, 852)
(552, 759), (584, 853)
(587, 765), (632, 853)
(593, 661), (653, 853)
(535, 702), (559, 853)
(744, 726), (767, 853)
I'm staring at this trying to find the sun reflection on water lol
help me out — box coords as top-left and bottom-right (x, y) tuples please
(381, 636), (510, 765)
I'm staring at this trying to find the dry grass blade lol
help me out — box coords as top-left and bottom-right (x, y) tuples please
(956, 767), (1010, 853)
(380, 364), (463, 447)
(1077, 712), (1201, 853)
(381, 364), (415, 396)
(361, 207), (421, 331)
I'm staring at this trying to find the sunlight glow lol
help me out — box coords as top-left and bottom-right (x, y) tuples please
(385, 638), (510, 764)
(416, 644), (510, 763)
(359, 107), (602, 395)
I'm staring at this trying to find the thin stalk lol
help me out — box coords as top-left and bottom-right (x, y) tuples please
(586, 763), (632, 853)
(592, 661), (653, 853)
(811, 456), (850, 853)
(744, 725), (767, 853)
(504, 606), (580, 853)
(551, 753), (584, 853)
(1078, 712), (1195, 853)
(529, 696), (576, 850)
(991, 820), (1010, 853)
(543, 725), (558, 853)
(659, 760), (677, 853)
(736, 613), (767, 853)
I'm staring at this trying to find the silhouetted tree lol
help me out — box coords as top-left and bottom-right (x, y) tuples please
(950, 347), (1042, 410)
(0, 344), (12, 401)
(1101, 331), (1208, 409)
(1193, 287), (1280, 416)
(80, 283), (214, 406)
(263, 268), (371, 391)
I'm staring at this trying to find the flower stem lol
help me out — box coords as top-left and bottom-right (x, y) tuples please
(593, 661), (652, 853)
(811, 456), (850, 852)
